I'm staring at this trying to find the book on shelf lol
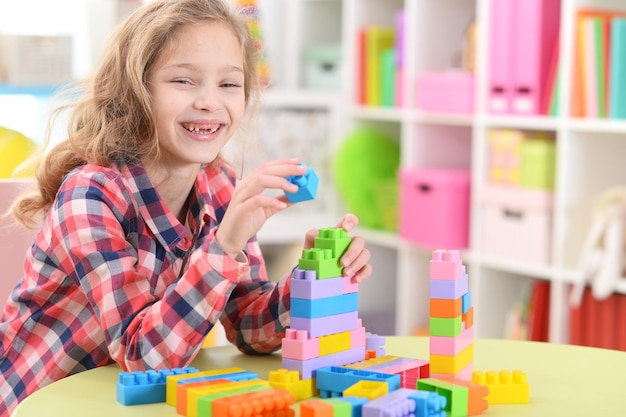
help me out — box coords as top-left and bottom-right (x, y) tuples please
(572, 8), (626, 119)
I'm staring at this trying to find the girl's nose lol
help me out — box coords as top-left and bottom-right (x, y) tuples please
(193, 86), (220, 111)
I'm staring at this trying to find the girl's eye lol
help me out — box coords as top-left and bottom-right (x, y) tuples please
(173, 78), (192, 85)
(222, 82), (242, 88)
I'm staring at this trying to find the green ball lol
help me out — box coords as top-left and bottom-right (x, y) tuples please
(333, 128), (400, 230)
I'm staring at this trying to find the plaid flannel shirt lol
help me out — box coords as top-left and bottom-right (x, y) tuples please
(0, 160), (291, 416)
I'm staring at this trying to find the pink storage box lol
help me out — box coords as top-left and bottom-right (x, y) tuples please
(399, 168), (471, 249)
(415, 71), (475, 114)
(481, 185), (553, 266)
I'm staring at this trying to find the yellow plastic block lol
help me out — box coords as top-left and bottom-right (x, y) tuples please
(186, 379), (269, 417)
(319, 330), (351, 356)
(343, 380), (388, 400)
(472, 370), (529, 404)
(269, 368), (319, 401)
(344, 355), (401, 370)
(165, 367), (245, 406)
(430, 344), (474, 375)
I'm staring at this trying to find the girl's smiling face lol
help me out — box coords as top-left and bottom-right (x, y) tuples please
(147, 20), (246, 176)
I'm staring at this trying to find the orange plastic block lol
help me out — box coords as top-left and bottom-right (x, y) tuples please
(365, 350), (377, 360)
(165, 367), (245, 406)
(436, 376), (489, 416)
(430, 297), (463, 318)
(300, 399), (334, 417)
(463, 306), (474, 329)
(472, 370), (529, 404)
(211, 388), (295, 417)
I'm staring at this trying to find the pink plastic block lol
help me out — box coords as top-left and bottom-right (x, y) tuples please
(377, 359), (429, 376)
(430, 273), (468, 299)
(291, 311), (359, 338)
(343, 275), (359, 294)
(429, 250), (463, 280)
(291, 271), (345, 299)
(399, 169), (471, 250)
(415, 71), (475, 114)
(282, 329), (320, 360)
(350, 323), (366, 348)
(430, 326), (474, 356)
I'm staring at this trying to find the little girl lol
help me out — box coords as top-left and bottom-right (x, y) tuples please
(0, 0), (371, 415)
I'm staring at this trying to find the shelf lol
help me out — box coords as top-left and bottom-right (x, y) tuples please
(483, 114), (560, 130)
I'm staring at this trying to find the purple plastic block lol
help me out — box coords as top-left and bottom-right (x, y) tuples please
(281, 347), (366, 380)
(360, 357), (420, 373)
(365, 333), (386, 351)
(291, 273), (346, 300)
(291, 311), (359, 338)
(362, 388), (417, 417)
(429, 272), (468, 299)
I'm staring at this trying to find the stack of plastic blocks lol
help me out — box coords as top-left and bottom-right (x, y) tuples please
(282, 228), (367, 380)
(429, 249), (474, 380)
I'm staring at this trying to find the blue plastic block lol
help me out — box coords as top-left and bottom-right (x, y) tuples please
(116, 367), (199, 405)
(462, 290), (472, 314)
(315, 366), (400, 398)
(285, 164), (319, 203)
(408, 390), (447, 417)
(291, 292), (359, 319)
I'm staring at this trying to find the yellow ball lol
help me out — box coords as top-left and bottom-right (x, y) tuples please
(0, 126), (37, 178)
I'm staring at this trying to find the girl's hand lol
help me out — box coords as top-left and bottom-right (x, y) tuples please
(216, 159), (307, 258)
(304, 213), (372, 284)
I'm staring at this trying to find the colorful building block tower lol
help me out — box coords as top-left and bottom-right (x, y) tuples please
(281, 228), (367, 380)
(429, 249), (474, 380)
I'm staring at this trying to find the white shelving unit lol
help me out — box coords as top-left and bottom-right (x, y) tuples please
(337, 0), (626, 342)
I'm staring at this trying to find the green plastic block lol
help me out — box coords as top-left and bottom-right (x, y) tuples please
(417, 378), (469, 417)
(314, 227), (351, 259)
(429, 316), (462, 337)
(298, 248), (343, 279)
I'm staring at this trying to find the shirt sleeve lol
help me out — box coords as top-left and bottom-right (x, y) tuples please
(218, 237), (293, 355)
